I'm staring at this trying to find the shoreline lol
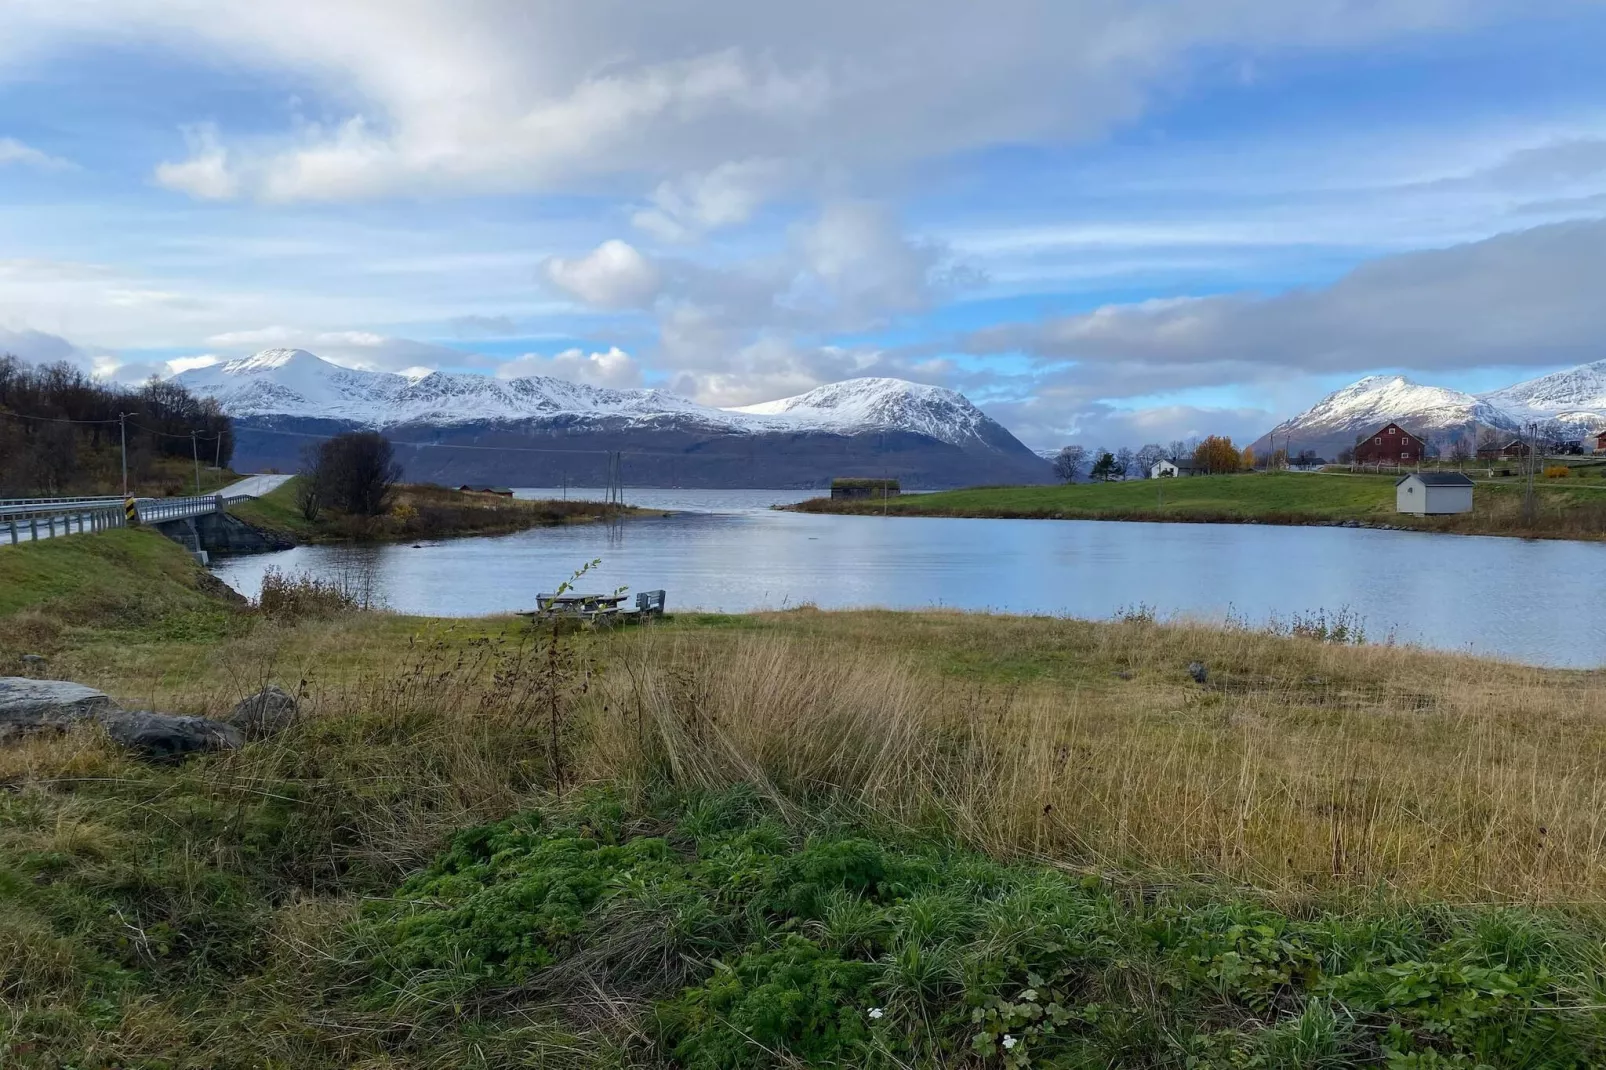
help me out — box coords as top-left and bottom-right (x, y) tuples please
(781, 471), (1606, 544)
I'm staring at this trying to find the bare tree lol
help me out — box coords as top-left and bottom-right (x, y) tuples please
(1114, 446), (1135, 480)
(1053, 445), (1087, 483)
(1135, 443), (1165, 477)
(1167, 439), (1189, 463)
(318, 431), (402, 516)
(295, 443), (325, 522)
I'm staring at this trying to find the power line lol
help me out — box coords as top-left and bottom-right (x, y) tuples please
(0, 408), (122, 426)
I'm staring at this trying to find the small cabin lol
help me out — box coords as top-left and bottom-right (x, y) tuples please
(831, 477), (901, 500)
(1150, 459), (1196, 479)
(1593, 430), (1606, 455)
(1475, 440), (1531, 460)
(1395, 472), (1474, 515)
(1354, 422), (1423, 465)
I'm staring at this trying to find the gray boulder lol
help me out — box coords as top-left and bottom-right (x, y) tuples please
(224, 685), (299, 740)
(0, 677), (118, 739)
(1187, 661), (1209, 685)
(99, 711), (243, 761)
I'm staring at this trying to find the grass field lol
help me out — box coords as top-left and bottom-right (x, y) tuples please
(231, 475), (644, 543)
(4, 530), (1606, 1066)
(792, 470), (1606, 540)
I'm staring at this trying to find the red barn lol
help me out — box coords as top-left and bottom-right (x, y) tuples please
(1354, 422), (1423, 465)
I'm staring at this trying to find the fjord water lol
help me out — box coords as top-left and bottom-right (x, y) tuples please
(209, 487), (1606, 668)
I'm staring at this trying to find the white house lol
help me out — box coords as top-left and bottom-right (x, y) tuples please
(1150, 459), (1195, 478)
(1395, 472), (1474, 515)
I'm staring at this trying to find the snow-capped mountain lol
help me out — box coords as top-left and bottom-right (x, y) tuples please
(1248, 375), (1518, 459)
(1479, 359), (1606, 433)
(176, 349), (1052, 489)
(1251, 361), (1606, 460)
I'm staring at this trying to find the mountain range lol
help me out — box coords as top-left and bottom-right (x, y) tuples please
(175, 349), (1053, 488)
(1249, 360), (1606, 460)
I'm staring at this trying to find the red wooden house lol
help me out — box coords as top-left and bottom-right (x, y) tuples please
(1353, 422), (1424, 465)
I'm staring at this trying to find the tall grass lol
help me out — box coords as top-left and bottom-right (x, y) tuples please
(583, 626), (1606, 902)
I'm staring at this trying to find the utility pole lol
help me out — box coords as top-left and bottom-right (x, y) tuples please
(191, 431), (201, 495)
(213, 431), (223, 473)
(119, 412), (130, 498)
(1522, 421), (1538, 522)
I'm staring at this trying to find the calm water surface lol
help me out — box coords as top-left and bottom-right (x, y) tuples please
(210, 487), (1606, 668)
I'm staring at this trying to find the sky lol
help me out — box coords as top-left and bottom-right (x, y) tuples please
(1, 1), (1605, 450)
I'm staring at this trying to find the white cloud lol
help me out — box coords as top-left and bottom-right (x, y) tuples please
(967, 219), (1606, 375)
(0, 325), (90, 366)
(633, 158), (791, 241)
(0, 137), (71, 171)
(203, 326), (492, 373)
(0, 1), (1527, 205)
(495, 346), (643, 389)
(153, 124), (238, 199)
(541, 240), (663, 309)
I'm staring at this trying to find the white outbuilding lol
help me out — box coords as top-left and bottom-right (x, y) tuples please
(1395, 472), (1474, 515)
(1150, 459), (1196, 478)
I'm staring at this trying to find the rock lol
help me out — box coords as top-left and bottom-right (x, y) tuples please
(1187, 661), (1209, 685)
(224, 685), (299, 740)
(0, 677), (118, 739)
(1111, 670), (1134, 680)
(99, 711), (243, 761)
(20, 654), (46, 668)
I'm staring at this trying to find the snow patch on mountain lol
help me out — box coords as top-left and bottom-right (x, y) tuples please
(1479, 360), (1606, 432)
(176, 349), (1008, 449)
(1251, 375), (1518, 457)
(728, 378), (996, 444)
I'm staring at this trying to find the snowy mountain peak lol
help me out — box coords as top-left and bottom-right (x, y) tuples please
(174, 349), (1013, 449)
(728, 377), (992, 444)
(221, 348), (320, 373)
(1251, 373), (1517, 459)
(1481, 359), (1606, 424)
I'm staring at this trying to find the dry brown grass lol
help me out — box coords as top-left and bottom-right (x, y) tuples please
(10, 607), (1604, 903)
(581, 616), (1606, 903)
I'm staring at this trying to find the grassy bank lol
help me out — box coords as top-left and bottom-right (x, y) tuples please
(790, 471), (1606, 540)
(232, 476), (643, 543)
(3, 531), (1606, 1066)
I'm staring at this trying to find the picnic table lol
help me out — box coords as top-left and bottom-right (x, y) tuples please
(518, 589), (666, 624)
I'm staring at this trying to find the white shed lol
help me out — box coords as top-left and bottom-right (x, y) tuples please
(1150, 459), (1195, 478)
(1395, 472), (1474, 515)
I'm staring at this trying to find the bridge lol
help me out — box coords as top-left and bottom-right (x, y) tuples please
(1, 475), (292, 557)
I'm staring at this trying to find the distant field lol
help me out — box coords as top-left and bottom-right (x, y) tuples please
(792, 470), (1606, 539)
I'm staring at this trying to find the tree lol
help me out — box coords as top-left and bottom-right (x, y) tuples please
(295, 443), (325, 522)
(1090, 451), (1119, 481)
(317, 431), (401, 516)
(1241, 446), (1257, 470)
(1167, 439), (1189, 463)
(1114, 447), (1135, 480)
(1052, 445), (1087, 483)
(1192, 435), (1242, 475)
(1136, 443), (1164, 477)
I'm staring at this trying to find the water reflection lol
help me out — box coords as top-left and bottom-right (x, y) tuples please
(212, 492), (1606, 668)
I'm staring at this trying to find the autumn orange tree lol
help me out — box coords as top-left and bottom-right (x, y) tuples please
(1192, 435), (1243, 474)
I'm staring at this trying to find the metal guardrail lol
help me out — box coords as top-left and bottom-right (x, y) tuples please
(1, 492), (258, 546)
(2, 505), (126, 544)
(132, 494), (226, 524)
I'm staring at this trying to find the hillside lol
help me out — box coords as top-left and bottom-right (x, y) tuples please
(175, 349), (1054, 489)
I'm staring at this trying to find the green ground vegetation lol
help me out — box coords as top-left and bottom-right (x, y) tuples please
(231, 476), (647, 543)
(3, 530), (1606, 1066)
(791, 470), (1606, 540)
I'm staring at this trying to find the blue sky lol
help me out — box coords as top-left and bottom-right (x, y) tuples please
(1, 1), (1604, 448)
